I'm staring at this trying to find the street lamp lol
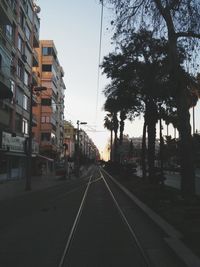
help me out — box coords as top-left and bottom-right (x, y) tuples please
(76, 120), (87, 177)
(26, 85), (47, 191)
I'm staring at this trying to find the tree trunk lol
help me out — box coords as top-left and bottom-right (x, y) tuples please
(113, 112), (119, 162)
(146, 99), (158, 183)
(141, 115), (147, 179)
(168, 32), (195, 198)
(119, 110), (126, 144)
(176, 91), (195, 198)
(110, 129), (113, 161)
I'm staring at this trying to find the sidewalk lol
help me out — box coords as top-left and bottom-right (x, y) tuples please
(0, 165), (92, 202)
(0, 174), (70, 201)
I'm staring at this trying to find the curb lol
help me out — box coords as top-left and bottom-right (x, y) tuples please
(101, 168), (200, 267)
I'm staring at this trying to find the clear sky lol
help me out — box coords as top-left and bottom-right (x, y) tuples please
(37, 0), (118, 153)
(37, 0), (200, 154)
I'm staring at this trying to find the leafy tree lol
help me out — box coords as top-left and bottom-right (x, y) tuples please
(102, 0), (200, 198)
(102, 29), (173, 182)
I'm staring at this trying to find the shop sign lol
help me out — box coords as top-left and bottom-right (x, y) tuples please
(1, 132), (25, 152)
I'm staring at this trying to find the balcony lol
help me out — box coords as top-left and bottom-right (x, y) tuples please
(32, 50), (39, 67)
(32, 114), (37, 127)
(32, 71), (39, 86)
(50, 115), (56, 127)
(0, 73), (13, 99)
(0, 0), (14, 24)
(40, 140), (57, 152)
(0, 25), (12, 53)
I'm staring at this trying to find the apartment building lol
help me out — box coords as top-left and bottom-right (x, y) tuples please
(63, 120), (76, 159)
(78, 129), (100, 162)
(32, 40), (66, 165)
(0, 0), (40, 180)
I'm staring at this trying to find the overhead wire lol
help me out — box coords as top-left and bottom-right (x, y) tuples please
(94, 0), (104, 128)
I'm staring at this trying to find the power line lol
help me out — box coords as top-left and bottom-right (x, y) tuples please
(94, 0), (104, 126)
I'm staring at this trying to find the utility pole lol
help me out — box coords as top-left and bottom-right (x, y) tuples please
(26, 85), (46, 191)
(159, 104), (164, 185)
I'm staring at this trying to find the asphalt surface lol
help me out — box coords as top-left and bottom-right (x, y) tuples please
(0, 165), (191, 267)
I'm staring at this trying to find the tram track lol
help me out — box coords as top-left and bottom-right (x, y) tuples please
(58, 166), (151, 267)
(58, 175), (93, 267)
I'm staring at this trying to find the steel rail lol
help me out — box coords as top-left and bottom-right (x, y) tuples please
(100, 169), (151, 267)
(58, 175), (92, 267)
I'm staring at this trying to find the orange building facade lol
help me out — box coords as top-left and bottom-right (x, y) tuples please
(32, 40), (65, 167)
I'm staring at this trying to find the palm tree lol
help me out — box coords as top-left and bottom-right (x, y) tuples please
(104, 114), (114, 161)
(104, 97), (119, 162)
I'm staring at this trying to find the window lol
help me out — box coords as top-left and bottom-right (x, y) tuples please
(17, 60), (24, 80)
(16, 86), (23, 107)
(24, 70), (29, 86)
(24, 45), (32, 66)
(42, 47), (56, 57)
(23, 95), (28, 110)
(19, 9), (25, 29)
(6, 25), (13, 41)
(17, 34), (23, 52)
(42, 47), (50, 56)
(52, 99), (56, 112)
(27, 2), (33, 21)
(25, 24), (31, 42)
(22, 118), (28, 134)
(41, 116), (50, 123)
(42, 64), (52, 72)
(41, 133), (51, 141)
(51, 133), (56, 144)
(16, 113), (22, 133)
(41, 98), (51, 106)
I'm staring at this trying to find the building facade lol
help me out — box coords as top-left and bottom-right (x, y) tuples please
(0, 0), (40, 180)
(63, 120), (76, 159)
(32, 40), (65, 169)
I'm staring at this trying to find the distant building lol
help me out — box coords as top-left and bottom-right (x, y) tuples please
(32, 40), (66, 167)
(63, 120), (76, 159)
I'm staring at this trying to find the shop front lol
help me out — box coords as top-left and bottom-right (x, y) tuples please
(0, 131), (39, 181)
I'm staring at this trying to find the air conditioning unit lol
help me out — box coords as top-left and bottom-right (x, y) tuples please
(22, 54), (27, 63)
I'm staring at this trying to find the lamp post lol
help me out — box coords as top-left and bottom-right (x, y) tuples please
(76, 120), (87, 177)
(159, 103), (164, 185)
(26, 85), (47, 191)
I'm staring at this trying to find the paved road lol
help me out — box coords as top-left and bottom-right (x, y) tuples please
(0, 165), (188, 267)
